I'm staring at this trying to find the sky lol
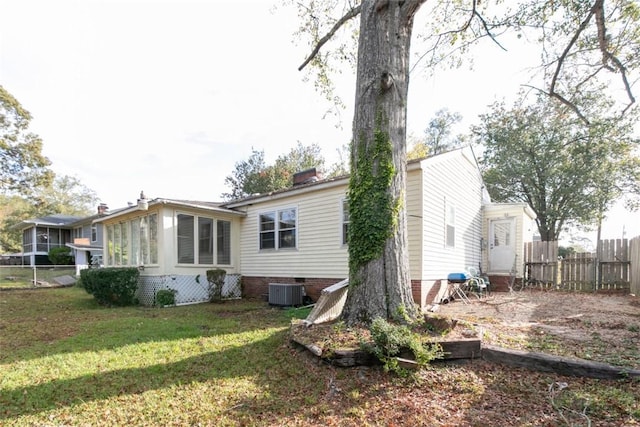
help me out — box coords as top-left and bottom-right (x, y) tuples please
(1, 0), (638, 242)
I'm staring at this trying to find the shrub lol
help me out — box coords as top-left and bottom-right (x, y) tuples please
(80, 267), (140, 306)
(206, 269), (226, 302)
(155, 289), (177, 306)
(48, 247), (73, 265)
(361, 317), (443, 375)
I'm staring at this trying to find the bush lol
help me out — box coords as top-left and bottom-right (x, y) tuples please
(155, 289), (177, 306)
(48, 247), (73, 265)
(361, 317), (443, 375)
(80, 267), (140, 306)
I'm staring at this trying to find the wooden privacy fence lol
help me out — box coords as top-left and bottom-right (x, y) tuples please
(524, 240), (558, 287)
(525, 238), (638, 293)
(631, 236), (640, 296)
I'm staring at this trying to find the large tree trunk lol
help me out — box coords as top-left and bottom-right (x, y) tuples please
(341, 0), (425, 325)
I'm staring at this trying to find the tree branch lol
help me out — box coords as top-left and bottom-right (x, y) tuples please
(409, 0), (507, 74)
(549, 0), (636, 118)
(592, 0), (636, 113)
(549, 3), (596, 99)
(298, 4), (362, 71)
(523, 84), (591, 125)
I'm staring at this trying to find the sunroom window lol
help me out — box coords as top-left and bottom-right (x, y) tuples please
(105, 213), (158, 266)
(176, 214), (231, 265)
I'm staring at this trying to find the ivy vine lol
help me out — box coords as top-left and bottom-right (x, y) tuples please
(348, 110), (400, 273)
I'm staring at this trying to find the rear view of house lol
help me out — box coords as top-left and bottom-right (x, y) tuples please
(95, 146), (534, 308)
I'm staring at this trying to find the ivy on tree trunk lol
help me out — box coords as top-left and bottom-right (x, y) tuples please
(341, 0), (424, 325)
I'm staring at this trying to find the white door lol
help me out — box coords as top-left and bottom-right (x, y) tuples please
(489, 218), (516, 273)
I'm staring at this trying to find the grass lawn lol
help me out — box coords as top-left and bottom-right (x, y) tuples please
(1, 287), (639, 426)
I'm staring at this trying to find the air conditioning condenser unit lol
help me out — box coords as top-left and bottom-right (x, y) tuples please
(268, 283), (303, 306)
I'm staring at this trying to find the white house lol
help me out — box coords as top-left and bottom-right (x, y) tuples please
(95, 146), (535, 307)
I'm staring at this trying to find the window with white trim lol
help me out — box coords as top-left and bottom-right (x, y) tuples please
(341, 199), (350, 245)
(176, 213), (231, 265)
(105, 213), (158, 266)
(259, 207), (297, 250)
(217, 220), (231, 264)
(445, 201), (456, 248)
(91, 225), (97, 242)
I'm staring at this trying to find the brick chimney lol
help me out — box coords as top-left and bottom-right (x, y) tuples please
(293, 168), (323, 186)
(97, 203), (109, 216)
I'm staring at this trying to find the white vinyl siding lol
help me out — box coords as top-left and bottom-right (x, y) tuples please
(418, 147), (484, 281)
(405, 167), (424, 280)
(235, 146), (483, 285)
(445, 201), (455, 248)
(239, 184), (349, 278)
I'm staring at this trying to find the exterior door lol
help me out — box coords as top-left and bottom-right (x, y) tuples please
(489, 218), (516, 273)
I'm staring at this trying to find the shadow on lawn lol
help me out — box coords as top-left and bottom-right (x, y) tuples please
(0, 290), (288, 365)
(0, 329), (292, 421)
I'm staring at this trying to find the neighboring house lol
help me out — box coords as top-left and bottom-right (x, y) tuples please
(96, 145), (534, 307)
(65, 204), (115, 274)
(13, 214), (82, 266)
(12, 204), (114, 272)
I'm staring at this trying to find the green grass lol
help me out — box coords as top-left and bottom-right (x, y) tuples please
(0, 287), (308, 425)
(1, 287), (639, 426)
(0, 266), (76, 288)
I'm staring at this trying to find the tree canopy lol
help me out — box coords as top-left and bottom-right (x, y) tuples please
(0, 175), (99, 253)
(408, 108), (465, 159)
(476, 92), (640, 241)
(222, 142), (326, 201)
(0, 85), (53, 196)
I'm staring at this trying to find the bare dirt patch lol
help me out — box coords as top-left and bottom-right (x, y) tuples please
(435, 291), (640, 369)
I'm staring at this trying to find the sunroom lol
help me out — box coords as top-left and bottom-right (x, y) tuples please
(94, 196), (245, 306)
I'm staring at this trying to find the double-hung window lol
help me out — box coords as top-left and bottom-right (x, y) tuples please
(445, 200), (456, 248)
(341, 199), (350, 245)
(259, 207), (297, 250)
(176, 213), (231, 265)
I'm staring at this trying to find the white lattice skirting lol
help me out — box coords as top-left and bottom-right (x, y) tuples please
(137, 274), (242, 306)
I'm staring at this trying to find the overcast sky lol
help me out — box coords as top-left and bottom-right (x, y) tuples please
(1, 0), (637, 241)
